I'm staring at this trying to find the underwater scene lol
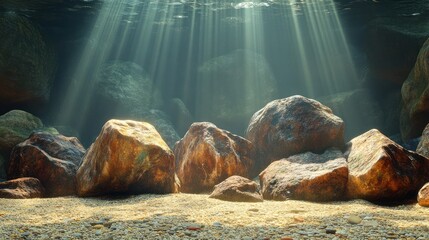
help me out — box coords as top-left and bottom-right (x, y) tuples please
(1, 0), (429, 239)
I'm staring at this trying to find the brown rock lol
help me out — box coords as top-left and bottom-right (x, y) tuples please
(0, 177), (44, 198)
(259, 149), (348, 202)
(175, 122), (254, 193)
(8, 132), (85, 197)
(418, 182), (429, 207)
(346, 129), (429, 202)
(209, 175), (262, 202)
(417, 123), (429, 158)
(246, 95), (345, 173)
(401, 38), (429, 140)
(76, 120), (176, 197)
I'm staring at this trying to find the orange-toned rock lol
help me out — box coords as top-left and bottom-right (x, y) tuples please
(76, 120), (176, 197)
(8, 132), (85, 197)
(209, 175), (262, 202)
(418, 182), (429, 207)
(417, 123), (429, 158)
(259, 149), (348, 202)
(401, 38), (429, 140)
(175, 122), (254, 193)
(246, 95), (345, 173)
(0, 177), (44, 199)
(346, 129), (429, 202)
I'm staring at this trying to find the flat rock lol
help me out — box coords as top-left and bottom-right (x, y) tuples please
(259, 149), (348, 202)
(8, 132), (85, 197)
(417, 123), (429, 158)
(76, 120), (176, 197)
(418, 182), (429, 207)
(346, 129), (429, 202)
(0, 177), (44, 198)
(175, 122), (254, 193)
(209, 175), (263, 202)
(246, 95), (345, 173)
(401, 38), (429, 140)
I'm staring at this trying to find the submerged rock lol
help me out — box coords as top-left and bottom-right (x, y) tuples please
(195, 49), (278, 133)
(8, 132), (85, 197)
(246, 95), (345, 173)
(259, 149), (348, 202)
(76, 120), (176, 197)
(418, 182), (429, 207)
(175, 122), (254, 193)
(417, 124), (429, 158)
(401, 38), (429, 140)
(167, 98), (193, 136)
(209, 175), (263, 202)
(0, 177), (44, 199)
(0, 155), (5, 180)
(346, 129), (429, 202)
(0, 14), (55, 105)
(0, 110), (43, 155)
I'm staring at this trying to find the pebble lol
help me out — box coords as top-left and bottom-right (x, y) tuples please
(326, 229), (336, 234)
(72, 233), (82, 238)
(93, 224), (104, 229)
(213, 222), (222, 227)
(347, 215), (362, 224)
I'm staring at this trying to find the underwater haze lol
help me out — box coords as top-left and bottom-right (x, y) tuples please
(0, 0), (428, 146)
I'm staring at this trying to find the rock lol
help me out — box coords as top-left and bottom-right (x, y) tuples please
(418, 182), (429, 207)
(134, 110), (180, 150)
(318, 89), (384, 140)
(417, 124), (429, 158)
(0, 177), (44, 198)
(259, 149), (348, 202)
(94, 61), (163, 114)
(246, 95), (345, 173)
(346, 129), (429, 202)
(195, 49), (278, 133)
(365, 16), (428, 88)
(76, 120), (176, 197)
(175, 122), (254, 193)
(209, 175), (263, 202)
(0, 14), (55, 105)
(401, 38), (429, 140)
(0, 154), (6, 179)
(8, 132), (85, 197)
(0, 110), (43, 154)
(347, 215), (362, 224)
(167, 98), (193, 136)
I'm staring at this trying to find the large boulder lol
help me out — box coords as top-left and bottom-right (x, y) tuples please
(0, 14), (55, 105)
(417, 123), (429, 158)
(209, 175), (263, 202)
(175, 122), (254, 193)
(195, 49), (278, 133)
(0, 177), (44, 199)
(0, 110), (43, 155)
(346, 129), (429, 202)
(8, 132), (85, 197)
(418, 182), (429, 207)
(246, 95), (345, 173)
(0, 155), (5, 180)
(401, 38), (429, 140)
(259, 149), (348, 202)
(318, 89), (384, 139)
(76, 120), (176, 197)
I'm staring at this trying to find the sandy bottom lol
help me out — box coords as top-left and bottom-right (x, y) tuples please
(0, 194), (428, 239)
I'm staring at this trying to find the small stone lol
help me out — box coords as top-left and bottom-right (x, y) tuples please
(186, 224), (202, 231)
(93, 224), (104, 229)
(347, 215), (362, 224)
(103, 222), (113, 228)
(73, 233), (82, 238)
(95, 230), (102, 235)
(248, 208), (259, 212)
(281, 237), (294, 240)
(213, 222), (222, 227)
(326, 229), (336, 234)
(21, 232), (31, 237)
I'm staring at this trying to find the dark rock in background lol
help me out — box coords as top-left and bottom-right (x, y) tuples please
(76, 120), (177, 197)
(175, 122), (254, 193)
(167, 98), (193, 137)
(195, 49), (278, 134)
(0, 13), (55, 107)
(0, 177), (44, 199)
(0, 155), (5, 180)
(209, 175), (263, 202)
(401, 38), (429, 141)
(246, 95), (345, 173)
(8, 132), (85, 197)
(259, 149), (348, 202)
(417, 123), (429, 158)
(346, 129), (429, 202)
